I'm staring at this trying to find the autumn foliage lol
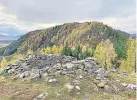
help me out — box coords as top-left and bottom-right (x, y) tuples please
(120, 37), (136, 72)
(0, 37), (135, 73)
(94, 39), (117, 70)
(0, 57), (8, 68)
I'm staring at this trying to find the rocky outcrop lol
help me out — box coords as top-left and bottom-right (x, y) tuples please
(2, 54), (107, 80)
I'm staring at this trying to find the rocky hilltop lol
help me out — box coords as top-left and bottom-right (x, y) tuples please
(0, 21), (130, 56)
(0, 54), (136, 100)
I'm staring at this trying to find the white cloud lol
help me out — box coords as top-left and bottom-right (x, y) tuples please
(0, 4), (57, 35)
(0, 0), (136, 35)
(100, 14), (136, 33)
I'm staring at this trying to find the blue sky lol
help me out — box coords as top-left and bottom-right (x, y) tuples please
(0, 0), (136, 36)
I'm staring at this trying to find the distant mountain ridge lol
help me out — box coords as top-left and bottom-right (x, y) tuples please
(0, 21), (133, 56)
(0, 34), (16, 41)
(130, 33), (136, 39)
(0, 34), (22, 44)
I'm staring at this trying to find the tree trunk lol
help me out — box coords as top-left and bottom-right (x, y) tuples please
(135, 64), (136, 73)
(104, 59), (107, 70)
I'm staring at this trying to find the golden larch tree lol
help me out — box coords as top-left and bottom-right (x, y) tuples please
(94, 39), (117, 70)
(8, 53), (25, 65)
(27, 49), (34, 55)
(51, 45), (58, 54)
(120, 37), (136, 72)
(0, 57), (8, 68)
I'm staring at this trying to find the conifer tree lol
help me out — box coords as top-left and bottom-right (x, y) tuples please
(94, 39), (117, 70)
(120, 37), (136, 72)
(61, 42), (72, 56)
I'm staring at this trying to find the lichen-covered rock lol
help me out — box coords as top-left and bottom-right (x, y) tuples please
(126, 84), (137, 90)
(75, 86), (80, 91)
(65, 83), (74, 91)
(33, 92), (48, 100)
(97, 82), (106, 88)
(78, 75), (83, 79)
(48, 78), (58, 84)
(7, 69), (15, 74)
(19, 71), (30, 78)
(65, 63), (75, 70)
(95, 68), (107, 80)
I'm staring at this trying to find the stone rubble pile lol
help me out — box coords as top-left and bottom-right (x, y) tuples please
(2, 54), (107, 80)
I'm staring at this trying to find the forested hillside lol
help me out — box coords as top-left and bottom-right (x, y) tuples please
(0, 22), (130, 57)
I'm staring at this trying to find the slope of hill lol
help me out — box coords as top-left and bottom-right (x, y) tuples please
(0, 22), (130, 56)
